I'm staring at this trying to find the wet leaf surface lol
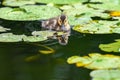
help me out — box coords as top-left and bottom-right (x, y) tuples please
(90, 70), (120, 80)
(0, 5), (61, 21)
(2, 0), (35, 6)
(99, 39), (120, 52)
(34, 0), (88, 4)
(67, 53), (120, 69)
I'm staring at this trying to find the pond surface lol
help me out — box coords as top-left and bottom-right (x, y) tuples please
(0, 18), (120, 80)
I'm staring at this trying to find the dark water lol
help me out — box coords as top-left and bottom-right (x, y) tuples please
(0, 21), (120, 80)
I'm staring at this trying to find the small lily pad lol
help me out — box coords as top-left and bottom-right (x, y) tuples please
(0, 5), (61, 21)
(99, 39), (120, 52)
(0, 26), (11, 32)
(2, 0), (35, 6)
(90, 70), (120, 80)
(67, 53), (120, 69)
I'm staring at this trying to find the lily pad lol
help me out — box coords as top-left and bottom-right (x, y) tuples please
(90, 70), (120, 80)
(0, 5), (61, 21)
(89, 0), (120, 11)
(62, 3), (110, 25)
(73, 20), (120, 34)
(0, 25), (10, 32)
(0, 30), (63, 42)
(67, 53), (120, 69)
(34, 0), (88, 4)
(2, 0), (35, 6)
(99, 39), (120, 52)
(32, 31), (64, 37)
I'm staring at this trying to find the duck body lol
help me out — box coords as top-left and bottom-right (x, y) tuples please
(41, 15), (71, 45)
(41, 15), (71, 33)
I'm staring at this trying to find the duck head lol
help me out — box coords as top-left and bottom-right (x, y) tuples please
(57, 15), (70, 32)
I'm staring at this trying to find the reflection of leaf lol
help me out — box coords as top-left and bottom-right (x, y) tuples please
(99, 39), (120, 52)
(0, 5), (61, 21)
(30, 43), (55, 54)
(34, 0), (88, 4)
(67, 53), (120, 69)
(90, 70), (120, 80)
(2, 0), (35, 6)
(25, 55), (40, 62)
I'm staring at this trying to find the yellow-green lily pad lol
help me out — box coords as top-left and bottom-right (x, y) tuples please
(99, 39), (120, 52)
(90, 70), (120, 80)
(73, 20), (120, 34)
(0, 5), (61, 21)
(2, 0), (35, 6)
(67, 53), (120, 69)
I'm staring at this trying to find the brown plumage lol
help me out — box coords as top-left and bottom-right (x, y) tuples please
(41, 15), (70, 32)
(41, 14), (71, 45)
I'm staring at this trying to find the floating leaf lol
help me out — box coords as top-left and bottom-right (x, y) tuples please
(0, 33), (25, 42)
(32, 31), (64, 37)
(34, 0), (88, 4)
(73, 20), (120, 34)
(89, 0), (120, 11)
(90, 70), (120, 80)
(0, 5), (61, 21)
(99, 39), (120, 52)
(67, 53), (120, 69)
(0, 25), (10, 32)
(2, 0), (35, 6)
(0, 30), (63, 42)
(62, 3), (110, 25)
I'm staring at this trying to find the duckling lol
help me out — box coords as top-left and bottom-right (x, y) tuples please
(41, 14), (71, 45)
(41, 14), (71, 33)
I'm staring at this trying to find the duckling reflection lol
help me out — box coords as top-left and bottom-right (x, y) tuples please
(41, 14), (71, 45)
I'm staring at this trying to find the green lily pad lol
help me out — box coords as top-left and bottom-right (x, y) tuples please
(0, 33), (46, 42)
(0, 33), (26, 42)
(0, 5), (61, 21)
(34, 0), (88, 4)
(90, 70), (120, 80)
(32, 30), (64, 36)
(62, 3), (110, 25)
(99, 39), (120, 52)
(0, 30), (63, 42)
(89, 0), (120, 11)
(2, 0), (35, 6)
(67, 53), (120, 69)
(0, 26), (11, 32)
(73, 20), (120, 34)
